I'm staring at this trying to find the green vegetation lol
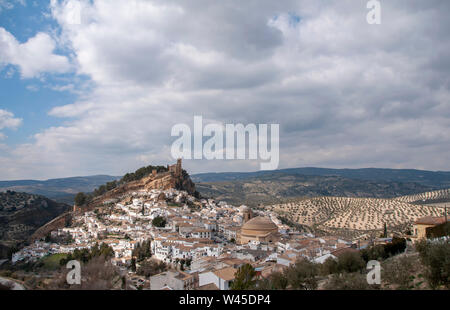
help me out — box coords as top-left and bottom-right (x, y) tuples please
(39, 253), (69, 270)
(132, 240), (152, 262)
(254, 238), (411, 290)
(261, 271), (288, 290)
(426, 222), (450, 239)
(324, 272), (374, 290)
(254, 259), (319, 290)
(415, 240), (450, 289)
(285, 258), (318, 290)
(336, 251), (366, 273)
(74, 192), (87, 206)
(59, 243), (115, 265)
(74, 165), (169, 206)
(152, 216), (167, 228)
(136, 260), (167, 277)
(382, 255), (419, 289)
(231, 264), (257, 290)
(361, 237), (407, 261)
(49, 256), (123, 290)
(121, 165), (168, 183)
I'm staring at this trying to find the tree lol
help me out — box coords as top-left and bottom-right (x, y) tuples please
(336, 252), (365, 273)
(230, 264), (257, 290)
(361, 244), (386, 262)
(152, 216), (167, 228)
(416, 240), (450, 289)
(74, 192), (87, 206)
(384, 237), (406, 257)
(320, 257), (338, 275)
(286, 258), (318, 290)
(267, 271), (288, 290)
(132, 240), (152, 262)
(130, 258), (136, 272)
(382, 255), (418, 289)
(50, 256), (122, 290)
(324, 273), (375, 290)
(136, 260), (167, 277)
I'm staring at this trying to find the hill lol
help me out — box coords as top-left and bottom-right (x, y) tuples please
(266, 194), (446, 239)
(195, 172), (433, 206)
(30, 160), (198, 241)
(192, 167), (450, 188)
(395, 188), (450, 205)
(0, 191), (70, 258)
(0, 175), (120, 204)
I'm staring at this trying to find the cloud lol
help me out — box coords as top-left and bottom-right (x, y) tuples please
(0, 109), (22, 144)
(0, 109), (22, 130)
(0, 27), (71, 78)
(1, 0), (450, 179)
(0, 0), (25, 12)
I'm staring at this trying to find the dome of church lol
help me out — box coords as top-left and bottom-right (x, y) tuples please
(241, 216), (278, 235)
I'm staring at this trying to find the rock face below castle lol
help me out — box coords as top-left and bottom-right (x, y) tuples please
(75, 159), (197, 214)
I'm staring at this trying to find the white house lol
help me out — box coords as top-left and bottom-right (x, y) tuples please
(198, 267), (237, 290)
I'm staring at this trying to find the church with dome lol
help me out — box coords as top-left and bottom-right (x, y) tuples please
(237, 211), (280, 245)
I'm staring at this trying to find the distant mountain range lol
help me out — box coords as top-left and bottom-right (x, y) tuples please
(0, 175), (120, 204)
(1, 167), (450, 206)
(192, 168), (450, 206)
(191, 167), (450, 188)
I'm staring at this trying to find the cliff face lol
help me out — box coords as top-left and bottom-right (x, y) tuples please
(30, 212), (72, 242)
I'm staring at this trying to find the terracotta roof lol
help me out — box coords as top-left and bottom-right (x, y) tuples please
(198, 283), (219, 290)
(331, 247), (358, 257)
(415, 216), (447, 226)
(213, 267), (237, 281)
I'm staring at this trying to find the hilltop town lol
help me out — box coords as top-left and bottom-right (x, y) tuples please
(3, 160), (447, 290)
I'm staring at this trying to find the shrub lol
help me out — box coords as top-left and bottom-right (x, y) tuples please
(230, 264), (257, 290)
(382, 255), (418, 289)
(337, 252), (365, 273)
(416, 240), (450, 289)
(286, 258), (318, 290)
(324, 272), (376, 290)
(320, 257), (338, 275)
(152, 216), (167, 228)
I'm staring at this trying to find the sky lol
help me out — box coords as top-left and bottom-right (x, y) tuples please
(0, 0), (449, 180)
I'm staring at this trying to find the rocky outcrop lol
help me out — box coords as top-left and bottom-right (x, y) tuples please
(27, 161), (198, 243)
(74, 159), (198, 214)
(30, 212), (72, 242)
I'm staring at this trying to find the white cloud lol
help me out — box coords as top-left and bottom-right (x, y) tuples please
(0, 109), (22, 130)
(0, 27), (71, 78)
(0, 0), (25, 12)
(1, 0), (450, 179)
(0, 109), (22, 146)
